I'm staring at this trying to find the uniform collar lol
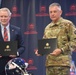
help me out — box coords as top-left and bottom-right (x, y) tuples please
(50, 17), (63, 27)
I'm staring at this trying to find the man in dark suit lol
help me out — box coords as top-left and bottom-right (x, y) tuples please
(0, 7), (25, 75)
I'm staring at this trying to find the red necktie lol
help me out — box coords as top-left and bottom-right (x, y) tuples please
(4, 27), (8, 41)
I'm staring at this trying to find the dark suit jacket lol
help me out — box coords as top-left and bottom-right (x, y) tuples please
(0, 25), (25, 74)
(0, 25), (25, 55)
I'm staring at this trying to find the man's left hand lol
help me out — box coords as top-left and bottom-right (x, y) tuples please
(50, 49), (62, 56)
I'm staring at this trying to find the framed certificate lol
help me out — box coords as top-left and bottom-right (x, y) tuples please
(38, 38), (57, 55)
(0, 41), (17, 56)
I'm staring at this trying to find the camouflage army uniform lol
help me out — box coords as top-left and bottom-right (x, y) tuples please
(43, 17), (76, 75)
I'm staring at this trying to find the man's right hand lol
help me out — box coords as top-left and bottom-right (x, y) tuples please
(35, 49), (41, 56)
(0, 55), (2, 58)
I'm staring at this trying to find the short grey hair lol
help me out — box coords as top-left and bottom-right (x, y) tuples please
(0, 7), (12, 16)
(49, 3), (61, 10)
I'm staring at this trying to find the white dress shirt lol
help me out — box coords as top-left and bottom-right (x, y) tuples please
(1, 24), (10, 41)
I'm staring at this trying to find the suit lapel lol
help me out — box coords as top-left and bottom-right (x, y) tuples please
(10, 25), (15, 41)
(0, 26), (4, 41)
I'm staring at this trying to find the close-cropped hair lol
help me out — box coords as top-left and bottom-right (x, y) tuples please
(0, 7), (12, 16)
(49, 3), (61, 10)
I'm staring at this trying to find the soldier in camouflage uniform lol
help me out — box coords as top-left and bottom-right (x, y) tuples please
(35, 3), (76, 75)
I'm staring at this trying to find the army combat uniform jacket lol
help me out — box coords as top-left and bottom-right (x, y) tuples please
(43, 17), (76, 67)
